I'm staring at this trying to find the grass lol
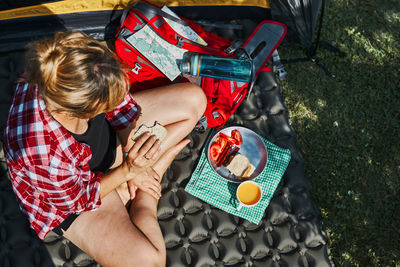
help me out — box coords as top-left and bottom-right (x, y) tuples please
(276, 0), (400, 266)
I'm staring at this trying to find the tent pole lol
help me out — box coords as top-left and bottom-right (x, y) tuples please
(309, 0), (325, 58)
(309, 0), (346, 59)
(281, 0), (345, 78)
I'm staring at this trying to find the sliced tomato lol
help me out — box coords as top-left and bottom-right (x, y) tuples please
(211, 131), (242, 164)
(215, 136), (226, 145)
(210, 143), (223, 162)
(219, 132), (230, 139)
(231, 129), (243, 145)
(219, 132), (237, 145)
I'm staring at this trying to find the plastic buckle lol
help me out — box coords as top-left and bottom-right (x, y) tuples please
(176, 35), (184, 48)
(225, 40), (243, 55)
(272, 50), (287, 80)
(276, 65), (287, 80)
(212, 112), (220, 119)
(194, 115), (208, 133)
(131, 63), (142, 75)
(119, 27), (129, 37)
(272, 49), (280, 63)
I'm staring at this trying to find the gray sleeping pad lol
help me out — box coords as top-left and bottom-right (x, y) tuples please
(0, 22), (333, 266)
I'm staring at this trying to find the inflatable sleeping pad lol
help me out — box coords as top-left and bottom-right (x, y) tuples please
(0, 22), (333, 267)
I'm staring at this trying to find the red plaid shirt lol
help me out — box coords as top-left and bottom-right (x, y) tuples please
(3, 82), (139, 239)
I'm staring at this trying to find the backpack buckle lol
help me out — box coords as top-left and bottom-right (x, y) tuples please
(131, 63), (142, 74)
(176, 35), (184, 48)
(212, 111), (220, 119)
(272, 50), (287, 80)
(225, 40), (243, 55)
(194, 115), (208, 133)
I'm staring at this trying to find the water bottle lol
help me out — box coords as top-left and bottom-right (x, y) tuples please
(179, 54), (253, 82)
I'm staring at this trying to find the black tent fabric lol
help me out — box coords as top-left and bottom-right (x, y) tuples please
(0, 1), (334, 266)
(0, 0), (326, 53)
(269, 0), (344, 77)
(0, 6), (270, 53)
(0, 0), (58, 11)
(269, 0), (323, 48)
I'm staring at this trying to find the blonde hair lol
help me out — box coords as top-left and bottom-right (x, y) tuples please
(24, 31), (128, 118)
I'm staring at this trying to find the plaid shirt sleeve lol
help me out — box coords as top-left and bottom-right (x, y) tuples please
(106, 92), (139, 130)
(4, 82), (105, 238)
(24, 163), (102, 213)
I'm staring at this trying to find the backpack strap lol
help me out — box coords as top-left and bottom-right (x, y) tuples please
(119, 6), (131, 27)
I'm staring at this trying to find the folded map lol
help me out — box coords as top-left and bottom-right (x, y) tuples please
(161, 6), (207, 46)
(126, 25), (186, 81)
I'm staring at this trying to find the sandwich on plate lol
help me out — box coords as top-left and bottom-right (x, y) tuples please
(225, 153), (255, 180)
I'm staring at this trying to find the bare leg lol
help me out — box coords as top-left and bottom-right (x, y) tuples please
(62, 190), (165, 267)
(61, 82), (201, 265)
(117, 82), (207, 155)
(128, 190), (165, 258)
(62, 140), (164, 266)
(62, 139), (188, 266)
(116, 82), (206, 200)
(126, 139), (189, 258)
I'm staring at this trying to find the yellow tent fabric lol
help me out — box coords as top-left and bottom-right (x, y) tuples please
(0, 0), (270, 20)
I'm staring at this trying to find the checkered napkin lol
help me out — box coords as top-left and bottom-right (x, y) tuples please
(185, 134), (291, 225)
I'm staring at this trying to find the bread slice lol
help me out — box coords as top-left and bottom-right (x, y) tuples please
(132, 121), (167, 142)
(241, 163), (255, 180)
(225, 154), (250, 178)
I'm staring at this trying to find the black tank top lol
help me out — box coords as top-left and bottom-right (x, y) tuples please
(70, 113), (117, 173)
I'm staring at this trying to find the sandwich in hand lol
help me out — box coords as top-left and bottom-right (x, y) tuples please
(132, 121), (167, 141)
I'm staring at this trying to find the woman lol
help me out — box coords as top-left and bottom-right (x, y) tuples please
(3, 31), (206, 266)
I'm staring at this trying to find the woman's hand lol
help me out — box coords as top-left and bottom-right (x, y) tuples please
(126, 138), (191, 200)
(123, 132), (162, 200)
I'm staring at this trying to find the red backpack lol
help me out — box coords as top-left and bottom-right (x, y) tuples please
(114, 1), (286, 129)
